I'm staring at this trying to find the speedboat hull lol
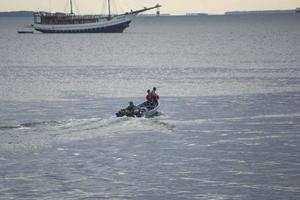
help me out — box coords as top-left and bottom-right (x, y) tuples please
(141, 101), (160, 118)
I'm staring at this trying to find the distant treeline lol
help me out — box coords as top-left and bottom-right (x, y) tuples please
(0, 11), (33, 17)
(225, 9), (297, 15)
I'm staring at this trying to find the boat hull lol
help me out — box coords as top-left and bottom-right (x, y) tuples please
(140, 101), (160, 118)
(34, 15), (134, 33)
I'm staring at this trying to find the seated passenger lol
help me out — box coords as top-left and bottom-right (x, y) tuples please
(125, 101), (147, 117)
(125, 101), (136, 116)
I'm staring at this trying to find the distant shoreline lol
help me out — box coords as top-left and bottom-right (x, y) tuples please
(0, 11), (33, 17)
(225, 9), (297, 15)
(0, 9), (298, 17)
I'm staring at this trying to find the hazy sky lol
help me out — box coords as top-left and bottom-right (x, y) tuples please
(0, 0), (299, 14)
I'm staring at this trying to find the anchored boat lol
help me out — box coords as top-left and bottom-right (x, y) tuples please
(33, 0), (161, 33)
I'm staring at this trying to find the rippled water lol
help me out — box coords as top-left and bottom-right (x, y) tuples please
(0, 15), (300, 199)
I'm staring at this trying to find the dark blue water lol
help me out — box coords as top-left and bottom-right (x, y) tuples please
(0, 15), (300, 199)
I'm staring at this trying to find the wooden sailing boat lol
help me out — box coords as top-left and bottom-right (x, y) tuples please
(33, 0), (161, 33)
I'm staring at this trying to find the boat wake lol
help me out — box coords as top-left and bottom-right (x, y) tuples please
(0, 121), (61, 130)
(0, 114), (175, 152)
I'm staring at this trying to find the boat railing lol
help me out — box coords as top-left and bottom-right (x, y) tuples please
(33, 12), (108, 24)
(34, 12), (103, 18)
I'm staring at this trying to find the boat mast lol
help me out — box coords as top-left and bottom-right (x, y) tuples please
(107, 0), (111, 18)
(70, 0), (74, 14)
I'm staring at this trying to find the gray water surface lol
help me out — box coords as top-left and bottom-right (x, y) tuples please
(0, 15), (300, 199)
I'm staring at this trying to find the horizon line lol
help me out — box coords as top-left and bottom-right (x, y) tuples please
(0, 8), (298, 16)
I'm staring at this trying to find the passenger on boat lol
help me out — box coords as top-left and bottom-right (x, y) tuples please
(146, 89), (154, 104)
(123, 101), (146, 117)
(126, 101), (137, 116)
(151, 87), (159, 103)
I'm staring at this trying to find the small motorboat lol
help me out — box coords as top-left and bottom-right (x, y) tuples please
(116, 101), (160, 118)
(17, 30), (34, 34)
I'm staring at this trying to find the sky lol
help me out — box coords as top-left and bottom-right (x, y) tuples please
(0, 0), (299, 15)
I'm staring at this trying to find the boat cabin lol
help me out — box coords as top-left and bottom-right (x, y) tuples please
(34, 12), (100, 25)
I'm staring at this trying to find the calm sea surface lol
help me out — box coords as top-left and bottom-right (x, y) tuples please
(0, 15), (300, 199)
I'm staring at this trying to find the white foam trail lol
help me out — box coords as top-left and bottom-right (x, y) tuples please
(0, 115), (179, 153)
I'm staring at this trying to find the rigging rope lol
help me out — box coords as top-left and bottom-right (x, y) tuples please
(74, 0), (81, 14)
(63, 0), (69, 13)
(100, 0), (107, 15)
(112, 0), (119, 15)
(49, 0), (52, 13)
(115, 0), (125, 13)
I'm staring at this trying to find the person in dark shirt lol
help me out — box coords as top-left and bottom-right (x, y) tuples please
(126, 101), (136, 114)
(125, 101), (146, 117)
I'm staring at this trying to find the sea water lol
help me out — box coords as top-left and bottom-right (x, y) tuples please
(0, 15), (300, 199)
